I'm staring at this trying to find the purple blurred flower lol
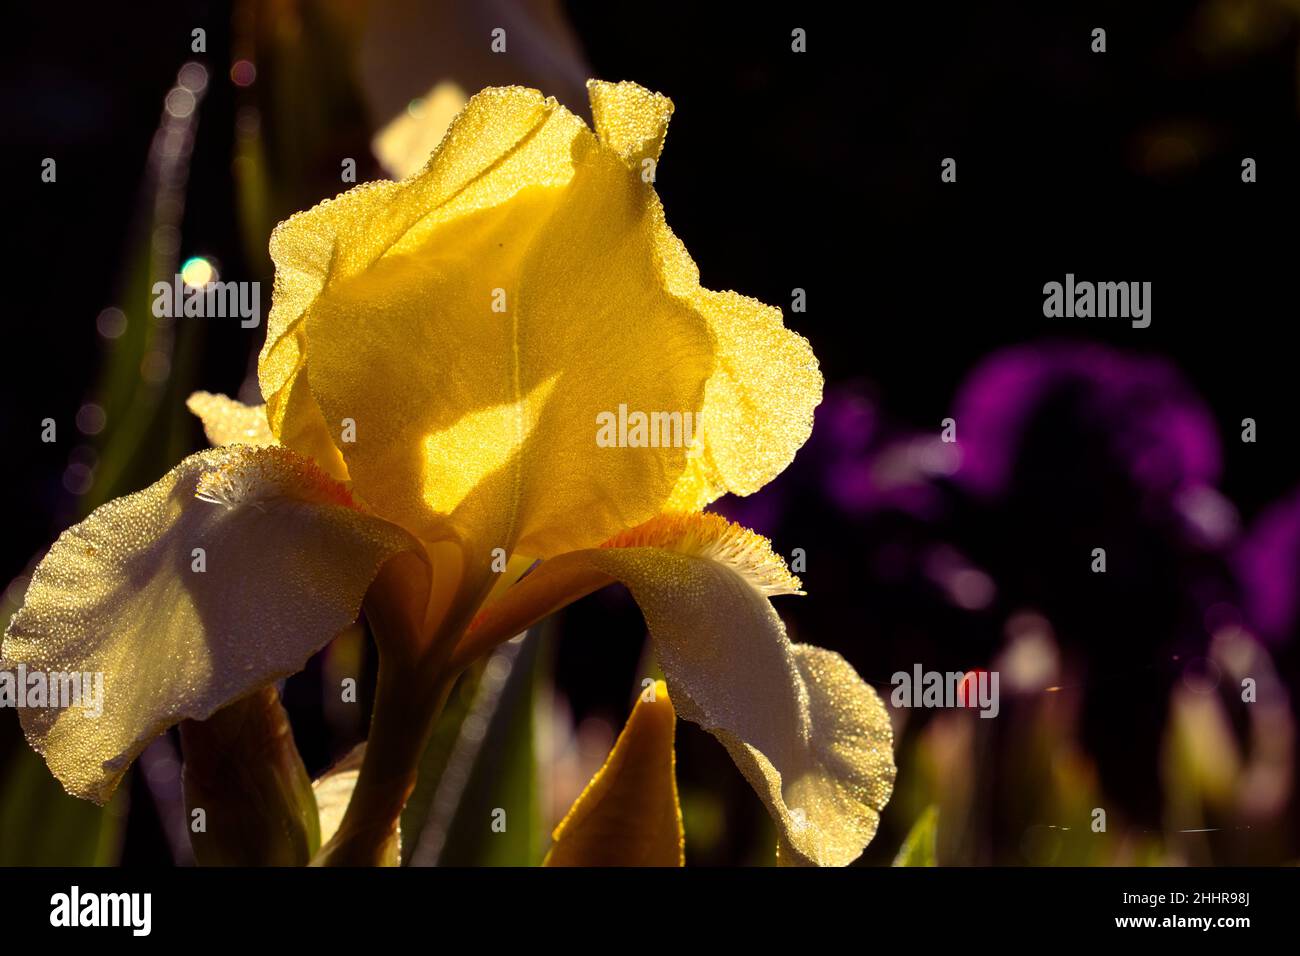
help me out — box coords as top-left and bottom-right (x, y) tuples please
(951, 341), (1234, 547)
(712, 339), (1290, 842)
(811, 385), (951, 518)
(1236, 488), (1300, 644)
(714, 383), (948, 532)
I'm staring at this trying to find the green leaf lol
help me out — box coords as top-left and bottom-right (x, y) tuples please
(397, 658), (485, 864)
(893, 805), (939, 867)
(0, 737), (126, 865)
(406, 627), (546, 866)
(0, 599), (126, 865)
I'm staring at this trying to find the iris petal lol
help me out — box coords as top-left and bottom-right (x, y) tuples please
(1, 445), (421, 802)
(186, 391), (275, 447)
(457, 513), (895, 865)
(261, 80), (820, 565)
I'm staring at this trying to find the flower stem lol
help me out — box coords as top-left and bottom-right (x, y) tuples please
(313, 662), (456, 866)
(313, 554), (491, 865)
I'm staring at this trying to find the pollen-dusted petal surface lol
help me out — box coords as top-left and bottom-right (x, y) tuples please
(0, 446), (420, 803)
(266, 367), (350, 482)
(588, 531), (894, 866)
(665, 288), (823, 512)
(587, 79), (673, 165)
(544, 679), (684, 866)
(593, 78), (823, 514)
(602, 512), (803, 596)
(259, 85), (565, 484)
(186, 391), (276, 447)
(261, 79), (819, 563)
(301, 85), (711, 556)
(456, 513), (894, 865)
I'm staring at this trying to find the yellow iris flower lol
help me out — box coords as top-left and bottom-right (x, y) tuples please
(1, 80), (894, 866)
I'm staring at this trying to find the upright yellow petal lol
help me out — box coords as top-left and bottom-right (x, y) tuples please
(544, 679), (684, 867)
(665, 289), (822, 512)
(186, 391), (276, 447)
(587, 79), (673, 165)
(587, 80), (823, 513)
(456, 513), (895, 866)
(1, 446), (421, 802)
(265, 367), (350, 482)
(302, 89), (709, 557)
(259, 84), (560, 479)
(260, 80), (819, 572)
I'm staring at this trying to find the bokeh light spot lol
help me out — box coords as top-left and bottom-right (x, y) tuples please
(177, 61), (208, 94)
(76, 403), (107, 436)
(230, 60), (257, 87)
(96, 306), (127, 339)
(164, 87), (196, 119)
(181, 256), (216, 289)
